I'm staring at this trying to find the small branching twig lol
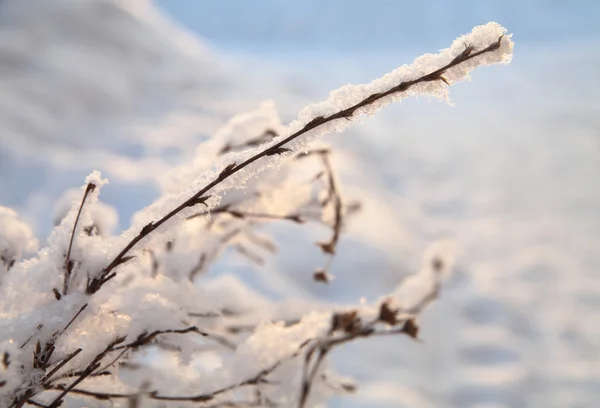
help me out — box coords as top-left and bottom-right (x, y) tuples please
(63, 183), (95, 296)
(40, 348), (82, 385)
(186, 147), (353, 284)
(298, 307), (421, 408)
(6, 28), (511, 408)
(87, 36), (505, 295)
(312, 152), (344, 283)
(219, 129), (278, 155)
(113, 326), (202, 350)
(43, 336), (126, 408)
(12, 304), (89, 407)
(20, 324), (43, 349)
(49, 338), (312, 404)
(188, 228), (241, 280)
(191, 207), (305, 224)
(318, 153), (342, 254)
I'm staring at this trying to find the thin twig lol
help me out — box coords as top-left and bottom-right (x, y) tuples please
(312, 152), (343, 281)
(46, 361), (101, 408)
(188, 227), (241, 280)
(88, 36), (505, 295)
(49, 338), (312, 403)
(24, 400), (48, 408)
(57, 304), (88, 339)
(64, 183), (95, 295)
(189, 208), (304, 223)
(297, 310), (422, 407)
(20, 324), (43, 349)
(44, 337), (125, 408)
(219, 129), (278, 155)
(320, 153), (342, 254)
(12, 306), (89, 407)
(40, 348), (82, 385)
(298, 346), (330, 408)
(111, 326), (235, 351)
(93, 348), (129, 375)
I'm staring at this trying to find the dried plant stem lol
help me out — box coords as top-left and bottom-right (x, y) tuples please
(40, 348), (82, 385)
(88, 36), (504, 295)
(41, 318), (417, 407)
(11, 305), (89, 407)
(314, 151), (343, 263)
(63, 183), (95, 295)
(43, 337), (126, 408)
(49, 339), (312, 404)
(190, 208), (303, 223)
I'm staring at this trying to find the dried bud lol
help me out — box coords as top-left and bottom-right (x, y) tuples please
(331, 310), (361, 334)
(114, 255), (135, 268)
(266, 147), (292, 156)
(219, 143), (232, 155)
(340, 382), (357, 393)
(228, 211), (245, 219)
(52, 288), (62, 301)
(402, 319), (420, 340)
(218, 162), (237, 179)
(189, 195), (212, 208)
(431, 257), (444, 273)
(113, 335), (128, 345)
(317, 241), (336, 255)
(140, 222), (154, 235)
(0, 255), (15, 270)
(86, 183), (96, 193)
(313, 269), (331, 284)
(264, 129), (278, 138)
(378, 301), (400, 326)
(83, 224), (99, 236)
(2, 351), (9, 368)
(286, 214), (304, 224)
(305, 115), (325, 128)
(65, 259), (74, 274)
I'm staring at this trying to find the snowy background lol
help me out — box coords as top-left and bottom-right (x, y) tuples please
(1, 1), (599, 407)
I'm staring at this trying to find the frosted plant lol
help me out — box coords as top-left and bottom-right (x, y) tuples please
(0, 23), (513, 408)
(0, 207), (38, 278)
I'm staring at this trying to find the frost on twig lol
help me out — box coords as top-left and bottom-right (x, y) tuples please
(92, 22), (512, 293)
(0, 22), (512, 407)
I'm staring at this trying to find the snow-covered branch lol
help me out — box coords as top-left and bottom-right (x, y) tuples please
(0, 22), (513, 408)
(86, 22), (511, 296)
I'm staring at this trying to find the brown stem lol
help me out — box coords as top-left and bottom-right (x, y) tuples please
(316, 152), (342, 255)
(190, 207), (304, 223)
(87, 36), (504, 295)
(40, 348), (82, 385)
(112, 326), (203, 350)
(46, 361), (101, 408)
(48, 338), (312, 404)
(298, 346), (330, 408)
(44, 337), (125, 408)
(63, 183), (95, 295)
(24, 400), (48, 408)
